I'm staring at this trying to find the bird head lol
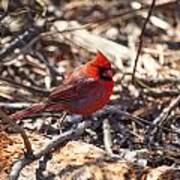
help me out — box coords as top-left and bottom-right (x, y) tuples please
(88, 51), (113, 81)
(91, 51), (111, 68)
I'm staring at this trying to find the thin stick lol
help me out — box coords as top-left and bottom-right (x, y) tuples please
(132, 0), (156, 83)
(0, 76), (49, 96)
(152, 95), (180, 126)
(147, 95), (180, 145)
(103, 119), (113, 155)
(0, 109), (33, 156)
(0, 102), (32, 109)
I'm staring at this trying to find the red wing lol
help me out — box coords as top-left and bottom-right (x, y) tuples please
(49, 74), (98, 101)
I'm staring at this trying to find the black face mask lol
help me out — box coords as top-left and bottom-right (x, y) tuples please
(99, 67), (113, 81)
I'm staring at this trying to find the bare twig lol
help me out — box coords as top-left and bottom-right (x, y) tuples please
(0, 102), (32, 109)
(133, 77), (180, 97)
(152, 95), (180, 126)
(0, 26), (43, 61)
(98, 106), (180, 136)
(10, 120), (91, 180)
(57, 111), (67, 134)
(137, 76), (180, 86)
(147, 95), (180, 145)
(32, 51), (60, 86)
(96, 106), (151, 127)
(0, 76), (49, 97)
(117, 73), (180, 87)
(0, 109), (33, 156)
(103, 119), (113, 155)
(132, 0), (156, 82)
(144, 89), (180, 97)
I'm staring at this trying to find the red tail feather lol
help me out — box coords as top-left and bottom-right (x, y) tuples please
(10, 104), (47, 121)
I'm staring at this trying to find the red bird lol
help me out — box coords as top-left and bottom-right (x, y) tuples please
(10, 51), (114, 121)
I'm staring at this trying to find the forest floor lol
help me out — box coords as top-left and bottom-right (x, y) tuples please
(0, 0), (179, 179)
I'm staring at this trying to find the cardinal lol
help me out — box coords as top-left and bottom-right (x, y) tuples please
(10, 51), (114, 121)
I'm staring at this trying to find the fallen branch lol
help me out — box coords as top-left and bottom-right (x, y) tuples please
(0, 109), (33, 156)
(147, 95), (180, 146)
(152, 95), (180, 126)
(10, 120), (91, 180)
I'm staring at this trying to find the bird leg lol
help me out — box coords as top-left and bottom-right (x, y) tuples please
(57, 111), (67, 134)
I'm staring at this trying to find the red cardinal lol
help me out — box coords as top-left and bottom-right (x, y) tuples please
(10, 51), (114, 121)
